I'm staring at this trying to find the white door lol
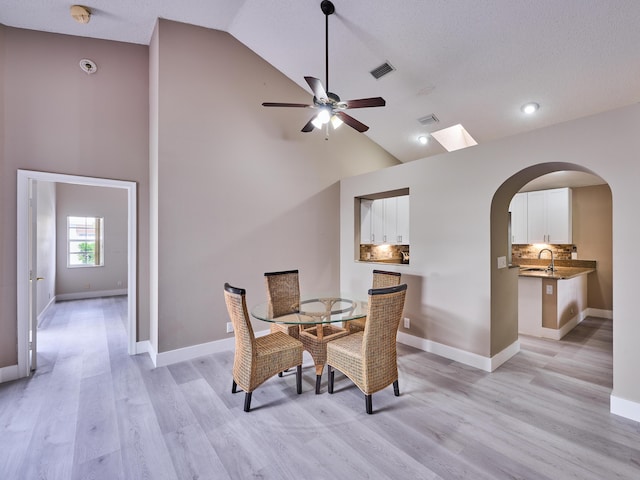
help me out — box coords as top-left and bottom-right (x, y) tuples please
(28, 179), (38, 372)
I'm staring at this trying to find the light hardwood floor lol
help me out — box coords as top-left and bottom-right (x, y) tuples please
(1, 296), (639, 479)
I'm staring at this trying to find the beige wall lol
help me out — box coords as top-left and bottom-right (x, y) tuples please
(55, 183), (128, 296)
(150, 20), (399, 353)
(0, 28), (150, 368)
(340, 104), (640, 407)
(572, 184), (613, 310)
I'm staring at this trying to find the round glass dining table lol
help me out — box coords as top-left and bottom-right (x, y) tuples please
(251, 293), (368, 393)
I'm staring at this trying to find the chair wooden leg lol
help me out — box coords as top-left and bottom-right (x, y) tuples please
(296, 365), (302, 394)
(328, 366), (334, 394)
(393, 379), (399, 397)
(278, 372), (283, 377)
(244, 392), (252, 412)
(232, 380), (238, 394)
(365, 394), (373, 414)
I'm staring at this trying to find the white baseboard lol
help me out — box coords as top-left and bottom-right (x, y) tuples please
(136, 340), (153, 356)
(541, 311), (585, 340)
(0, 364), (20, 383)
(585, 308), (613, 320)
(611, 394), (640, 423)
(396, 331), (519, 372)
(150, 329), (270, 368)
(36, 296), (57, 327)
(56, 288), (127, 301)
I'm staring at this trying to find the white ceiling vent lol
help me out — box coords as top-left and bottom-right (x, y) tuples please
(417, 113), (439, 126)
(370, 61), (395, 80)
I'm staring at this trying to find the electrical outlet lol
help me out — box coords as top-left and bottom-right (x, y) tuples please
(497, 256), (507, 269)
(403, 317), (410, 329)
(546, 285), (553, 295)
(226, 322), (234, 333)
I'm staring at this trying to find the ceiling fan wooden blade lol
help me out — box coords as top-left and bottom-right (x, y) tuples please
(262, 102), (313, 108)
(304, 76), (328, 101)
(336, 112), (369, 132)
(301, 118), (316, 132)
(343, 97), (386, 109)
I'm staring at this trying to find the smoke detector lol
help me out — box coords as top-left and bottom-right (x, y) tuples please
(79, 59), (97, 75)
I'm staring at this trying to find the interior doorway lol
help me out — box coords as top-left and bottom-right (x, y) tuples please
(16, 170), (137, 378)
(490, 162), (612, 355)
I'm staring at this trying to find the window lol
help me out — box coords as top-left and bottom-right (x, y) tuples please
(67, 216), (104, 267)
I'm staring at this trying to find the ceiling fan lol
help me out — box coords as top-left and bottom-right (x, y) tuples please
(262, 0), (385, 134)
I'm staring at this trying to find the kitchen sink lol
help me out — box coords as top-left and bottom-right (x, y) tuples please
(520, 267), (550, 272)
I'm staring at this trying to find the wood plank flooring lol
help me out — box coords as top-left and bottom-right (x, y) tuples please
(1, 296), (639, 479)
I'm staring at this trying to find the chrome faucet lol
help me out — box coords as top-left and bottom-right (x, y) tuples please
(538, 248), (555, 272)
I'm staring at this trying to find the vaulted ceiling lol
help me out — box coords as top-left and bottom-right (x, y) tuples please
(2, 0), (640, 163)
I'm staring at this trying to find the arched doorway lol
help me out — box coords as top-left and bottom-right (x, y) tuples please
(490, 161), (612, 360)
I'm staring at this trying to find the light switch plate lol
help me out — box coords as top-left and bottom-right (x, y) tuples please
(497, 256), (507, 269)
(546, 285), (553, 295)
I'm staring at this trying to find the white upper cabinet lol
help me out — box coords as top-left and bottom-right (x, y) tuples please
(508, 192), (528, 244)
(526, 188), (572, 244)
(371, 198), (385, 244)
(395, 195), (410, 244)
(359, 195), (410, 245)
(360, 199), (373, 244)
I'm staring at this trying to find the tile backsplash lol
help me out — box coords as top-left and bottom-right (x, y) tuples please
(360, 244), (410, 263)
(512, 244), (575, 261)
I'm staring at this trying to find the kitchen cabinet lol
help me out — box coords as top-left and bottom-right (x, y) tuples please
(527, 188), (572, 244)
(508, 192), (528, 244)
(359, 195), (410, 245)
(360, 199), (373, 244)
(395, 195), (410, 244)
(518, 273), (588, 339)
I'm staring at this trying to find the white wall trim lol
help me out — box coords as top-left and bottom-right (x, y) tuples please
(56, 289), (128, 302)
(154, 337), (235, 367)
(611, 394), (640, 423)
(136, 340), (153, 356)
(397, 332), (519, 372)
(541, 311), (586, 340)
(585, 308), (613, 320)
(36, 296), (57, 327)
(17, 169), (137, 379)
(0, 364), (20, 383)
(490, 340), (521, 371)
(145, 328), (271, 368)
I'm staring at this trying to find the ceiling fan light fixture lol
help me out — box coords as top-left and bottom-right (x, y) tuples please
(317, 109), (331, 124)
(331, 115), (343, 129)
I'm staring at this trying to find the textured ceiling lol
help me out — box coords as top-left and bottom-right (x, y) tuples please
(2, 0), (640, 164)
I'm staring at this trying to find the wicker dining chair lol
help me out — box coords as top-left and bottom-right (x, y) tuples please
(265, 270), (302, 339)
(224, 283), (303, 412)
(327, 283), (407, 414)
(347, 269), (401, 334)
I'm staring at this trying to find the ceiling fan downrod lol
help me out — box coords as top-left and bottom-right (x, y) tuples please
(321, 1), (335, 94)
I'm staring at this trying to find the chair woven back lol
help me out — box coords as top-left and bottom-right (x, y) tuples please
(223, 283), (256, 389)
(361, 284), (407, 393)
(265, 270), (300, 318)
(372, 270), (402, 289)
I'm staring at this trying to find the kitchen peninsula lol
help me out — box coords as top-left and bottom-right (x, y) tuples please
(517, 259), (596, 339)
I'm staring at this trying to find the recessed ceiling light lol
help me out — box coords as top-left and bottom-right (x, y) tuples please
(418, 135), (429, 145)
(521, 102), (540, 114)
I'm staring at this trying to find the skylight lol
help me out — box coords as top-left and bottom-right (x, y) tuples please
(430, 124), (478, 152)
